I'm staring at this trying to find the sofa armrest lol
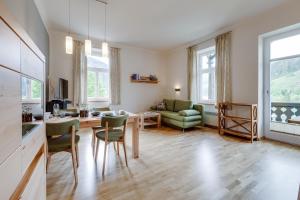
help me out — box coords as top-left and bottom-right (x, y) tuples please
(193, 104), (204, 126)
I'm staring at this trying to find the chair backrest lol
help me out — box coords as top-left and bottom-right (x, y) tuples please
(65, 108), (78, 113)
(94, 107), (110, 112)
(46, 119), (80, 136)
(101, 115), (128, 129)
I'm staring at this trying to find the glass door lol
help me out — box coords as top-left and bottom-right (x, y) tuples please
(264, 28), (300, 136)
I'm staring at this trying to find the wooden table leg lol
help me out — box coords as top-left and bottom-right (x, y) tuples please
(140, 114), (144, 131)
(132, 116), (139, 159)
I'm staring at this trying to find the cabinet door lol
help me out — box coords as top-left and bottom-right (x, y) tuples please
(0, 67), (22, 165)
(20, 153), (46, 200)
(0, 147), (22, 200)
(21, 42), (44, 81)
(0, 19), (21, 72)
(21, 124), (45, 175)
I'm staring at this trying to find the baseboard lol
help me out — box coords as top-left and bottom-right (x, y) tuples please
(204, 124), (218, 129)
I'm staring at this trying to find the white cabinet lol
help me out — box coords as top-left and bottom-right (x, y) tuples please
(21, 42), (44, 81)
(21, 124), (45, 175)
(0, 19), (21, 72)
(0, 147), (22, 200)
(20, 153), (46, 200)
(0, 67), (22, 165)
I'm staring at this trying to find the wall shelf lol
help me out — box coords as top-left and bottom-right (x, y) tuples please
(131, 79), (159, 84)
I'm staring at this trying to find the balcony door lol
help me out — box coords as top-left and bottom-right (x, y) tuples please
(264, 28), (300, 141)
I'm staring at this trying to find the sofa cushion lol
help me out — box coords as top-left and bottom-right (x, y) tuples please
(163, 99), (175, 111)
(162, 117), (201, 129)
(178, 109), (201, 116)
(161, 111), (201, 122)
(174, 100), (192, 112)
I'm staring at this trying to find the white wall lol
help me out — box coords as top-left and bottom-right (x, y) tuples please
(119, 46), (167, 113)
(165, 0), (300, 127)
(49, 30), (167, 113)
(49, 31), (73, 101)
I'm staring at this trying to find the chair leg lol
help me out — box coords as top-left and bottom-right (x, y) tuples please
(113, 142), (116, 152)
(117, 142), (120, 156)
(95, 138), (100, 162)
(71, 147), (78, 184)
(122, 142), (128, 167)
(75, 144), (79, 168)
(102, 142), (108, 176)
(92, 129), (96, 156)
(46, 154), (51, 172)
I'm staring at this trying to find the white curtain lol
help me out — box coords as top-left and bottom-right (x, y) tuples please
(109, 47), (121, 105)
(215, 32), (232, 104)
(73, 40), (87, 107)
(187, 46), (198, 102)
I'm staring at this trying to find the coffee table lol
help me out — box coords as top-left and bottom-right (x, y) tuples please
(139, 112), (161, 130)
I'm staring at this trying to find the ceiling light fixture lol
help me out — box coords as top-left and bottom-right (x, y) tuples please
(96, 0), (109, 57)
(85, 0), (92, 56)
(65, 0), (73, 54)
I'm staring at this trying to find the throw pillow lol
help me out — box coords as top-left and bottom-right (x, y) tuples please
(157, 101), (166, 111)
(178, 109), (201, 116)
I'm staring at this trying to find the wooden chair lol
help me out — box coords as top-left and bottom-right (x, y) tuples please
(94, 115), (128, 176)
(65, 108), (78, 113)
(46, 119), (80, 184)
(91, 107), (111, 152)
(94, 107), (110, 112)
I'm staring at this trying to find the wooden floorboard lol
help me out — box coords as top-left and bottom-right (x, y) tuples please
(46, 126), (300, 200)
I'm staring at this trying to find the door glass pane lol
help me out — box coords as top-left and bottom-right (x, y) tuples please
(271, 34), (300, 59)
(271, 56), (300, 103)
(270, 56), (300, 124)
(201, 73), (209, 100)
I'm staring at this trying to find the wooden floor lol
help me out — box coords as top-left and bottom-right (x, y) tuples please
(47, 126), (300, 200)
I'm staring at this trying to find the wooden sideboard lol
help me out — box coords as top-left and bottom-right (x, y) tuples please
(0, 3), (46, 200)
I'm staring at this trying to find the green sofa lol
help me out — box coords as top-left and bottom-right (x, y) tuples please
(153, 99), (204, 131)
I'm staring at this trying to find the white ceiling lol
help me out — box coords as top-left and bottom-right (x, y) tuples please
(34, 0), (289, 51)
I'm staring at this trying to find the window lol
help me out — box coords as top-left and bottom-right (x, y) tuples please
(22, 77), (42, 103)
(87, 49), (110, 101)
(196, 47), (216, 103)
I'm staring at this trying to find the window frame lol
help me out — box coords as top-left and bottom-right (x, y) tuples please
(21, 77), (42, 104)
(196, 46), (216, 104)
(87, 49), (110, 102)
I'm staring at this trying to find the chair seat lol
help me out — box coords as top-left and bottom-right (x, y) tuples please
(48, 134), (80, 152)
(96, 129), (123, 142)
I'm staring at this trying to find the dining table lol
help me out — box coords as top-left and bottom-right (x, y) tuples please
(46, 111), (140, 158)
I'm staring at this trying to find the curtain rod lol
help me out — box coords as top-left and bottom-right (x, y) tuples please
(96, 0), (108, 5)
(189, 31), (232, 48)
